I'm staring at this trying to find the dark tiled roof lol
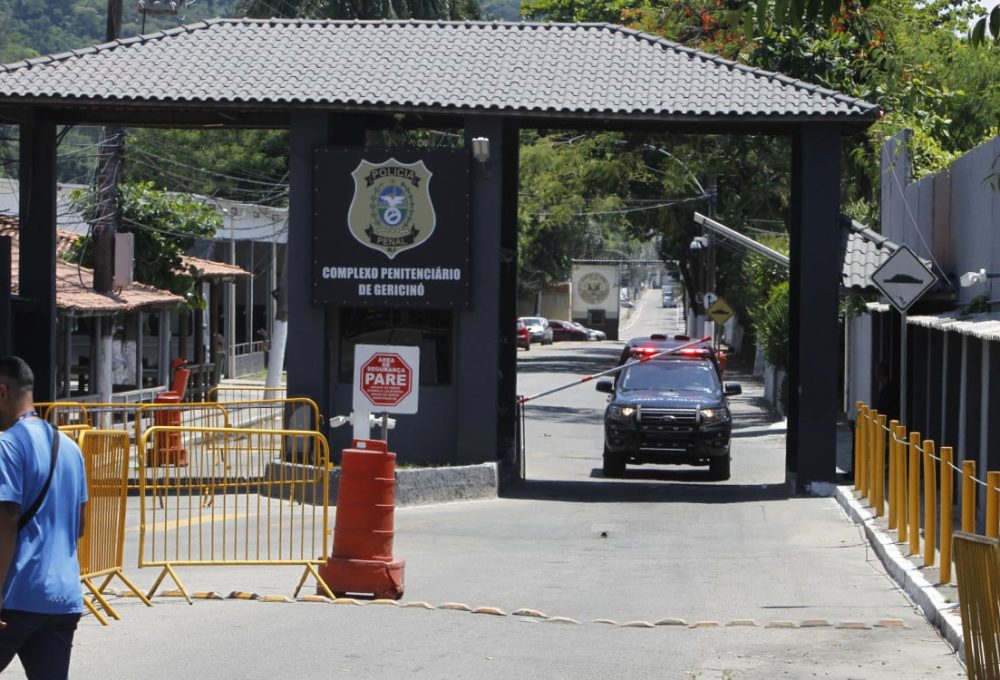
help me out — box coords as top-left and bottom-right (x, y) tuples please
(0, 19), (879, 122)
(840, 216), (942, 295)
(841, 216), (895, 292)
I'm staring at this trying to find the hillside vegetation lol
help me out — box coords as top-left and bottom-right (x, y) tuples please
(1, 1), (238, 62)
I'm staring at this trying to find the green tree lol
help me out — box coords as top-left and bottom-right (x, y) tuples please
(68, 182), (221, 306)
(235, 0), (481, 20)
(125, 129), (290, 205)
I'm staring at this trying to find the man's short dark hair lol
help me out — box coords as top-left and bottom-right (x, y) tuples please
(0, 356), (34, 392)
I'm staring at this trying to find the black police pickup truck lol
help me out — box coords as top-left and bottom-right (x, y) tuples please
(596, 336), (741, 480)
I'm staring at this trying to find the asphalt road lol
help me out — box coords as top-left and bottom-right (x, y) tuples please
(4, 289), (964, 679)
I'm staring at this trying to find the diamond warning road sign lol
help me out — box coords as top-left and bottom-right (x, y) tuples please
(707, 298), (734, 325)
(353, 344), (420, 414)
(871, 245), (938, 313)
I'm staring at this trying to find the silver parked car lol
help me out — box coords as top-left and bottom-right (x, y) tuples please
(518, 316), (553, 345)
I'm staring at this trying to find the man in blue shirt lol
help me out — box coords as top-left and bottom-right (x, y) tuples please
(0, 357), (88, 680)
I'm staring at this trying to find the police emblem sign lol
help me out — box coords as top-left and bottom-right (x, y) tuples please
(348, 159), (435, 259)
(314, 149), (469, 307)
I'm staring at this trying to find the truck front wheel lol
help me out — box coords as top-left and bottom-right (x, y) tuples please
(602, 446), (626, 478)
(709, 452), (731, 481)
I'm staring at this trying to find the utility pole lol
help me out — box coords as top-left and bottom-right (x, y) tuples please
(92, 1), (124, 294)
(92, 1), (124, 401)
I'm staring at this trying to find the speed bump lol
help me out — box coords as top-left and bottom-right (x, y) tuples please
(621, 621), (655, 628)
(227, 591), (261, 600)
(298, 595), (332, 603)
(192, 592), (224, 600)
(440, 602), (472, 611)
(472, 606), (506, 616)
(261, 595), (293, 603)
(402, 601), (436, 610)
(655, 617), (688, 626)
(545, 616), (580, 625)
(512, 608), (547, 618)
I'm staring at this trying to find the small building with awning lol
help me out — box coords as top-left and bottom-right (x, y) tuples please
(2, 217), (251, 399)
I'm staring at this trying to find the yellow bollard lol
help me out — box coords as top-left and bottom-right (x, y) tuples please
(897, 427), (908, 544)
(986, 471), (1000, 539)
(940, 447), (954, 584)
(867, 410), (879, 505)
(908, 432), (921, 556)
(854, 403), (866, 495)
(962, 460), (977, 534)
(874, 415), (887, 517)
(923, 440), (937, 568)
(887, 419), (899, 530)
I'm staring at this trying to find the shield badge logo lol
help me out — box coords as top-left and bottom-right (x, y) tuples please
(348, 158), (436, 259)
(578, 272), (611, 304)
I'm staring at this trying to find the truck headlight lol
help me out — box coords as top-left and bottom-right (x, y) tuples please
(608, 405), (636, 422)
(699, 407), (729, 424)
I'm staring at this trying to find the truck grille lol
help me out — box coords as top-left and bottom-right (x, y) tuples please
(638, 408), (698, 436)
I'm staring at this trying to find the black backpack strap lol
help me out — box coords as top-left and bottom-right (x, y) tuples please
(17, 423), (60, 532)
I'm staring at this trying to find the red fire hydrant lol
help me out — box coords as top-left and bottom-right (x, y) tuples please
(318, 439), (405, 599)
(147, 391), (187, 467)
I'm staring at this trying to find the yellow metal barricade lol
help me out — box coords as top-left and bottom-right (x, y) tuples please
(953, 532), (1000, 680)
(39, 402), (90, 427)
(59, 424), (92, 443)
(137, 426), (333, 602)
(77, 430), (153, 625)
(46, 402), (143, 432)
(208, 386), (287, 403)
(215, 397), (321, 433)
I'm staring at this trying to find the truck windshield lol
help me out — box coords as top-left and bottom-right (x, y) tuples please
(620, 360), (719, 394)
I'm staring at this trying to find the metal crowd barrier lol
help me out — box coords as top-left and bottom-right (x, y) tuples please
(77, 430), (152, 625)
(40, 398), (323, 487)
(208, 385), (287, 403)
(137, 426), (333, 602)
(953, 532), (1000, 680)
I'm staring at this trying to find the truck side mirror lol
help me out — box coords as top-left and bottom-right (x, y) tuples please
(596, 380), (614, 394)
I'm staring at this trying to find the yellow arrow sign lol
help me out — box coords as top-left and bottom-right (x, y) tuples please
(707, 298), (734, 325)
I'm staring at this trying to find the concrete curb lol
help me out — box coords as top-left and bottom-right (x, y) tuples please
(834, 485), (964, 660)
(263, 461), (498, 507)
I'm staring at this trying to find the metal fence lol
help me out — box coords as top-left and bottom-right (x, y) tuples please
(137, 426), (333, 602)
(77, 430), (152, 625)
(953, 532), (1000, 680)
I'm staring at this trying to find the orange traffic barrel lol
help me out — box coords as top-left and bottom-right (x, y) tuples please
(319, 438), (405, 599)
(147, 391), (187, 467)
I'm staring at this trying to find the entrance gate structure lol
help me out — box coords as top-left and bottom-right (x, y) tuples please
(0, 19), (879, 492)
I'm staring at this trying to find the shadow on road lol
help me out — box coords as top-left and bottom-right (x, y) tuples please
(503, 476), (789, 504)
(516, 345), (621, 376)
(522, 403), (605, 424)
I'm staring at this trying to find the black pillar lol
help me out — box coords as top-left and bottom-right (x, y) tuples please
(288, 112), (330, 416)
(287, 113), (365, 425)
(496, 120), (520, 471)
(788, 124), (841, 492)
(0, 236), (10, 357)
(18, 116), (58, 400)
(457, 117), (506, 464)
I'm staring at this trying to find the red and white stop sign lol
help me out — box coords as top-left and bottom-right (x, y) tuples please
(360, 352), (413, 407)
(353, 344), (420, 414)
